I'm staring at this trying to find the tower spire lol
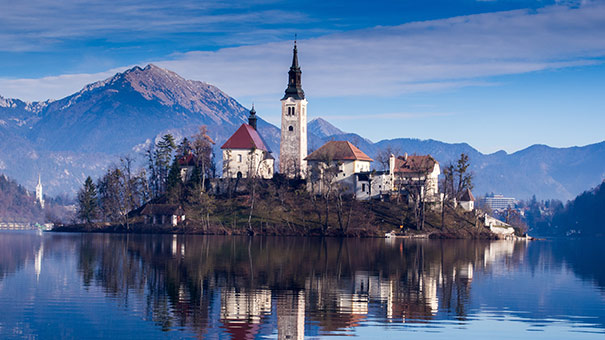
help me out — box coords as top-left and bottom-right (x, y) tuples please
(248, 104), (257, 130)
(282, 39), (305, 100)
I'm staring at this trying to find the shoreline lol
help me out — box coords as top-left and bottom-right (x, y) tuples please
(51, 222), (505, 239)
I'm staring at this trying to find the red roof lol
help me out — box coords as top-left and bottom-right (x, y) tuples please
(177, 152), (195, 166)
(221, 124), (270, 151)
(393, 155), (437, 174)
(305, 141), (373, 162)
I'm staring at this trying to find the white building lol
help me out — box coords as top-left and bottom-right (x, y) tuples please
(459, 188), (475, 212)
(280, 41), (308, 178)
(221, 107), (274, 179)
(391, 153), (441, 200)
(370, 153), (441, 201)
(479, 194), (516, 211)
(305, 141), (373, 199)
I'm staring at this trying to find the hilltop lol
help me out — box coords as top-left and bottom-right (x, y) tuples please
(0, 65), (603, 200)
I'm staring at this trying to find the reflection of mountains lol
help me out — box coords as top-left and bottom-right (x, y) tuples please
(2, 233), (604, 337)
(73, 236), (530, 338)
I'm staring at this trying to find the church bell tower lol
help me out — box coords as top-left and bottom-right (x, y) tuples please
(280, 41), (308, 178)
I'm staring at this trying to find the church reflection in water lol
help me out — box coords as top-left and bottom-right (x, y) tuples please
(47, 234), (528, 339)
(3, 232), (604, 339)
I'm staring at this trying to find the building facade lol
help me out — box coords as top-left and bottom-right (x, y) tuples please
(221, 107), (274, 179)
(280, 41), (308, 178)
(305, 141), (373, 199)
(479, 194), (516, 211)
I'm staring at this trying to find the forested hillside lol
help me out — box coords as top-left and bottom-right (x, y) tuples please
(0, 174), (73, 223)
(530, 181), (605, 236)
(0, 174), (44, 222)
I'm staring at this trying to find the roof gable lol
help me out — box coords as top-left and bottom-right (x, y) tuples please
(394, 155), (437, 174)
(141, 204), (183, 216)
(305, 141), (373, 162)
(459, 188), (475, 202)
(221, 124), (270, 152)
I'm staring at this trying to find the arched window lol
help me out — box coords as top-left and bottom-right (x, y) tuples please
(288, 126), (293, 131)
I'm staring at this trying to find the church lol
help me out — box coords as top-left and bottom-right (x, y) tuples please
(221, 41), (308, 180)
(220, 42), (379, 190)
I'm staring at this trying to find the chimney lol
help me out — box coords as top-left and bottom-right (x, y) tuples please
(404, 152), (408, 161)
(248, 104), (257, 130)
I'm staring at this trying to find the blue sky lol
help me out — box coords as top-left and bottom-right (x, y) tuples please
(1, 0), (604, 153)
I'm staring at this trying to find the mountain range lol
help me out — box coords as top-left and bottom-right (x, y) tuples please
(1, 64), (603, 200)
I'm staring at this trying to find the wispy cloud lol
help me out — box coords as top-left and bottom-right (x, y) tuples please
(2, 2), (605, 101)
(0, 67), (131, 101)
(0, 0), (312, 52)
(155, 2), (605, 98)
(326, 112), (455, 121)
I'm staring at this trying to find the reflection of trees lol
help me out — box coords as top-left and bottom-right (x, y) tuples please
(73, 235), (530, 338)
(0, 232), (43, 281)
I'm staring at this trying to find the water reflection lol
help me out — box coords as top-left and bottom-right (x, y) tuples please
(0, 232), (603, 339)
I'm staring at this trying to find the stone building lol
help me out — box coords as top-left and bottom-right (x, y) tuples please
(392, 154), (441, 201)
(280, 41), (308, 178)
(221, 106), (274, 179)
(305, 141), (373, 199)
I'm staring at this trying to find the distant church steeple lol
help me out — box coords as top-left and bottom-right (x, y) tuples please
(35, 174), (44, 209)
(282, 40), (305, 100)
(248, 104), (257, 130)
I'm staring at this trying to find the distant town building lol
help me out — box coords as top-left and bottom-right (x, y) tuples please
(459, 188), (475, 212)
(221, 106), (274, 179)
(35, 174), (44, 209)
(305, 141), (373, 199)
(479, 194), (516, 211)
(280, 41), (308, 178)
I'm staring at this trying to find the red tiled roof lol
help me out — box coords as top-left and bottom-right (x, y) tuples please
(305, 141), (373, 162)
(177, 153), (195, 166)
(221, 124), (270, 151)
(393, 155), (437, 174)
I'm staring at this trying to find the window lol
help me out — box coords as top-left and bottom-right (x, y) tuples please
(288, 126), (293, 131)
(362, 184), (366, 192)
(237, 154), (242, 162)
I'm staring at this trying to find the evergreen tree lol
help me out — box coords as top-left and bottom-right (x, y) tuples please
(166, 157), (183, 203)
(77, 176), (98, 223)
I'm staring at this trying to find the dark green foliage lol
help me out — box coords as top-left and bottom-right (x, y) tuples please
(550, 181), (605, 236)
(166, 157), (184, 203)
(77, 176), (98, 223)
(147, 134), (176, 197)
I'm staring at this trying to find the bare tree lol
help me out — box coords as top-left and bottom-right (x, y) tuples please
(375, 145), (401, 171)
(191, 126), (215, 190)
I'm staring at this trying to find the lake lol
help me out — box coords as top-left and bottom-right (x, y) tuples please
(0, 231), (603, 339)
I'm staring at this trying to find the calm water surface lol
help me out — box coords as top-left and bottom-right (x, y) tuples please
(0, 231), (603, 339)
